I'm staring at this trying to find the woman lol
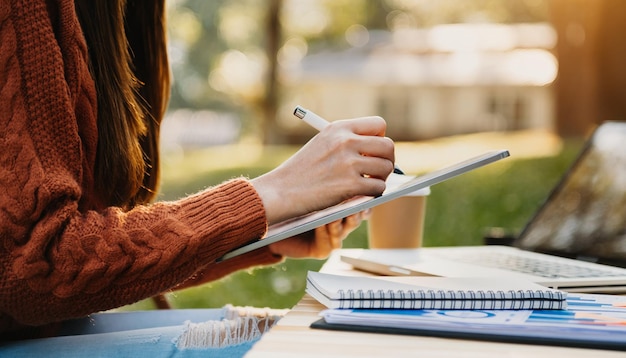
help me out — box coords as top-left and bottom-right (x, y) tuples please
(0, 0), (396, 355)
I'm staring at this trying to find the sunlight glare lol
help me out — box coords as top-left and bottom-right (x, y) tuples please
(502, 49), (558, 86)
(278, 37), (309, 67)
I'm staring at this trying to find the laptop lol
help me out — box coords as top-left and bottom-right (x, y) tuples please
(341, 121), (626, 293)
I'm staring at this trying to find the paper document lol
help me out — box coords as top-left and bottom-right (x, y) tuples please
(314, 293), (626, 351)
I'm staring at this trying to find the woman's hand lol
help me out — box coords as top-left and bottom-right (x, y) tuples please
(251, 116), (395, 225)
(268, 213), (365, 259)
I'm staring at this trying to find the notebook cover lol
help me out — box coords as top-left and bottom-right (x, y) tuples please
(310, 318), (626, 351)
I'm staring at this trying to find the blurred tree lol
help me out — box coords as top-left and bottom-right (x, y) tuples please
(261, 0), (282, 144)
(167, 0), (269, 141)
(549, 0), (600, 137)
(550, 0), (626, 137)
(167, 0), (229, 110)
(594, 1), (626, 123)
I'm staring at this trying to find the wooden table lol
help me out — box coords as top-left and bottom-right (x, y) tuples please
(245, 250), (626, 357)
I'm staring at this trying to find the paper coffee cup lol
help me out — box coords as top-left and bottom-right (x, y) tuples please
(367, 182), (429, 249)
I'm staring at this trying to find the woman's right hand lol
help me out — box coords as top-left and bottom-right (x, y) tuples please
(251, 116), (395, 225)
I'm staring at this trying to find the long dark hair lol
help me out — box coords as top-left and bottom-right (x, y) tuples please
(75, 0), (170, 208)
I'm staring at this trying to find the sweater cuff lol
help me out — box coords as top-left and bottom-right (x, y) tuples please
(176, 178), (268, 261)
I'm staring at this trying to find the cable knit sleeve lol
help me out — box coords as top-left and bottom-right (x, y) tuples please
(0, 0), (282, 332)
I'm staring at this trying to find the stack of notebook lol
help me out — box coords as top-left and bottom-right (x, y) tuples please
(306, 271), (626, 350)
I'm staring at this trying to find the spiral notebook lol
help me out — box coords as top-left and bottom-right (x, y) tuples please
(306, 271), (567, 310)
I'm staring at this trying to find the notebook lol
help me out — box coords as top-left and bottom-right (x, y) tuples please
(312, 293), (626, 351)
(219, 149), (510, 261)
(306, 271), (567, 310)
(341, 121), (626, 293)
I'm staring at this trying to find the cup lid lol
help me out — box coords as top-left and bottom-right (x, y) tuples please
(406, 187), (431, 196)
(385, 173), (431, 196)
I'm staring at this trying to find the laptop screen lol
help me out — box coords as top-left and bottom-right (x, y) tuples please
(515, 121), (626, 267)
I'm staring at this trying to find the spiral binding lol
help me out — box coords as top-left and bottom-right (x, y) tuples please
(334, 289), (567, 310)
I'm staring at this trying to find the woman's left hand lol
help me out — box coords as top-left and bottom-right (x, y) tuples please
(268, 212), (365, 259)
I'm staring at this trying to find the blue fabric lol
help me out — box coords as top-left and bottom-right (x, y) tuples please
(0, 309), (259, 358)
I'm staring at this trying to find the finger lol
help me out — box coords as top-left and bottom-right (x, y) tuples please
(332, 116), (387, 137)
(359, 136), (395, 163)
(349, 175), (387, 198)
(325, 220), (347, 251)
(343, 214), (361, 232)
(358, 156), (395, 180)
(323, 221), (340, 251)
(330, 222), (344, 248)
(314, 225), (334, 257)
(362, 208), (372, 220)
(328, 219), (343, 238)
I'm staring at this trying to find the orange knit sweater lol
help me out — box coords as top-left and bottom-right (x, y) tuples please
(0, 0), (281, 335)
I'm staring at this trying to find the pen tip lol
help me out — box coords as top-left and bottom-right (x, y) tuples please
(393, 166), (404, 175)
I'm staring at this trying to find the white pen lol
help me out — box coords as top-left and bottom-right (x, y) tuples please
(293, 105), (404, 175)
(293, 105), (328, 131)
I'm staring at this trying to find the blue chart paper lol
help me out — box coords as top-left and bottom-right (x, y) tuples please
(314, 293), (626, 351)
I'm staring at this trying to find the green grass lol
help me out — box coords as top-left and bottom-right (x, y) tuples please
(121, 139), (583, 311)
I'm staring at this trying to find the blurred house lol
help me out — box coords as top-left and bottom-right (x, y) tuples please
(160, 109), (241, 152)
(282, 23), (558, 141)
